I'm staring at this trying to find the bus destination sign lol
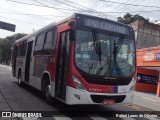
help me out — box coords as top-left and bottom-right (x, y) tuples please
(84, 18), (129, 35)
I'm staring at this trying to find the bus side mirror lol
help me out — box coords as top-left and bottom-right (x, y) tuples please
(69, 29), (75, 41)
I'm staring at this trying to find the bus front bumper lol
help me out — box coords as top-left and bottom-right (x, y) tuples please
(65, 86), (135, 105)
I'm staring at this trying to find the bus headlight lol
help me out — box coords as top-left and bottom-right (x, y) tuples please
(129, 85), (135, 92)
(72, 75), (86, 92)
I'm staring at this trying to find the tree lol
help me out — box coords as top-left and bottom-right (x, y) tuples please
(0, 33), (27, 65)
(117, 13), (148, 24)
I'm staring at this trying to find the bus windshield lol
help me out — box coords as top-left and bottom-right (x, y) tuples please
(75, 29), (135, 77)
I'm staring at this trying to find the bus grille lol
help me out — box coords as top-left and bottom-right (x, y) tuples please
(90, 95), (126, 103)
(85, 77), (131, 85)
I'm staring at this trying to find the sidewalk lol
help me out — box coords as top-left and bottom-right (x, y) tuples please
(135, 91), (160, 102)
(133, 91), (160, 111)
(0, 64), (12, 70)
(0, 64), (12, 111)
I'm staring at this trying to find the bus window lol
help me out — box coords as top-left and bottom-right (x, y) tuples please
(34, 33), (45, 55)
(44, 30), (52, 55)
(17, 43), (21, 57)
(53, 28), (57, 50)
(44, 29), (57, 55)
(20, 41), (27, 56)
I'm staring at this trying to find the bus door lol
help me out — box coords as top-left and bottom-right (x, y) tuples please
(55, 31), (70, 100)
(12, 45), (18, 76)
(25, 41), (33, 83)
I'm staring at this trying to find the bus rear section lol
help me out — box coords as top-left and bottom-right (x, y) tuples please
(12, 13), (136, 105)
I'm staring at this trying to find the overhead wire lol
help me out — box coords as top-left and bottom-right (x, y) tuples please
(109, 0), (139, 17)
(56, 0), (117, 19)
(32, 0), (68, 14)
(108, 0), (130, 13)
(106, 0), (132, 19)
(0, 15), (43, 26)
(113, 0), (139, 13)
(119, 0), (143, 13)
(0, 7), (64, 17)
(1, 0), (160, 36)
(99, 0), (160, 9)
(42, 0), (113, 18)
(1, 1), (160, 16)
(0, 11), (65, 20)
(94, 0), (160, 20)
(7, 0), (117, 19)
(42, 0), (76, 11)
(35, 0), (109, 18)
(6, 0), (160, 22)
(7, 0), (78, 12)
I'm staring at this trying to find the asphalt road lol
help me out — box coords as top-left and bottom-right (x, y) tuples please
(0, 64), (159, 120)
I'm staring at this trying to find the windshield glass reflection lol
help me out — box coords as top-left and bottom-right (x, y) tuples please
(75, 30), (135, 77)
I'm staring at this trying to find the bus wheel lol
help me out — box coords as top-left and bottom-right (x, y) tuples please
(42, 80), (53, 104)
(18, 72), (23, 87)
(45, 84), (53, 104)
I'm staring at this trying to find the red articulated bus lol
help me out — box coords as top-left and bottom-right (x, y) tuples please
(12, 13), (136, 105)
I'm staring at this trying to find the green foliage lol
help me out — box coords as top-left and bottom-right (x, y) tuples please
(117, 13), (149, 24)
(0, 33), (27, 65)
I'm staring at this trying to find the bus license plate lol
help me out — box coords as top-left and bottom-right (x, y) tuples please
(103, 100), (115, 104)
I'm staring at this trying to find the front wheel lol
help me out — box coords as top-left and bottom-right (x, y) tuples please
(18, 72), (23, 87)
(45, 84), (53, 104)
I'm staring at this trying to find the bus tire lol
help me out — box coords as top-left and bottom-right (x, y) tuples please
(18, 71), (23, 87)
(42, 77), (53, 104)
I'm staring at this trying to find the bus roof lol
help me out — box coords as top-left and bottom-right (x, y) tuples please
(15, 13), (133, 43)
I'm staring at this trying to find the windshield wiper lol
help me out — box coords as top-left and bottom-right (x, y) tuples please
(113, 41), (117, 63)
(95, 41), (102, 64)
(112, 35), (124, 75)
(92, 29), (102, 65)
(114, 35), (124, 54)
(88, 63), (94, 74)
(113, 35), (124, 58)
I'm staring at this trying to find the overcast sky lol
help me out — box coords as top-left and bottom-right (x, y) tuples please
(0, 0), (160, 38)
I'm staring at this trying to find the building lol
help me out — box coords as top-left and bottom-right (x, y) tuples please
(130, 20), (160, 96)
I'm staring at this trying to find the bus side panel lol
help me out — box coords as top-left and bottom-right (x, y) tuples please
(12, 45), (18, 77)
(15, 41), (26, 82)
(31, 55), (56, 91)
(47, 55), (56, 82)
(46, 28), (59, 83)
(30, 28), (58, 91)
(34, 56), (47, 77)
(31, 56), (47, 90)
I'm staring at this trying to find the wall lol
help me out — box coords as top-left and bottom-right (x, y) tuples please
(137, 47), (160, 67)
(129, 20), (160, 49)
(130, 20), (160, 95)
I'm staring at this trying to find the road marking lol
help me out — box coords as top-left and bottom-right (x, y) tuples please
(120, 117), (135, 120)
(148, 117), (160, 120)
(22, 117), (38, 120)
(124, 104), (143, 111)
(125, 103), (154, 111)
(53, 115), (72, 120)
(142, 97), (156, 102)
(88, 114), (108, 120)
(125, 104), (160, 120)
